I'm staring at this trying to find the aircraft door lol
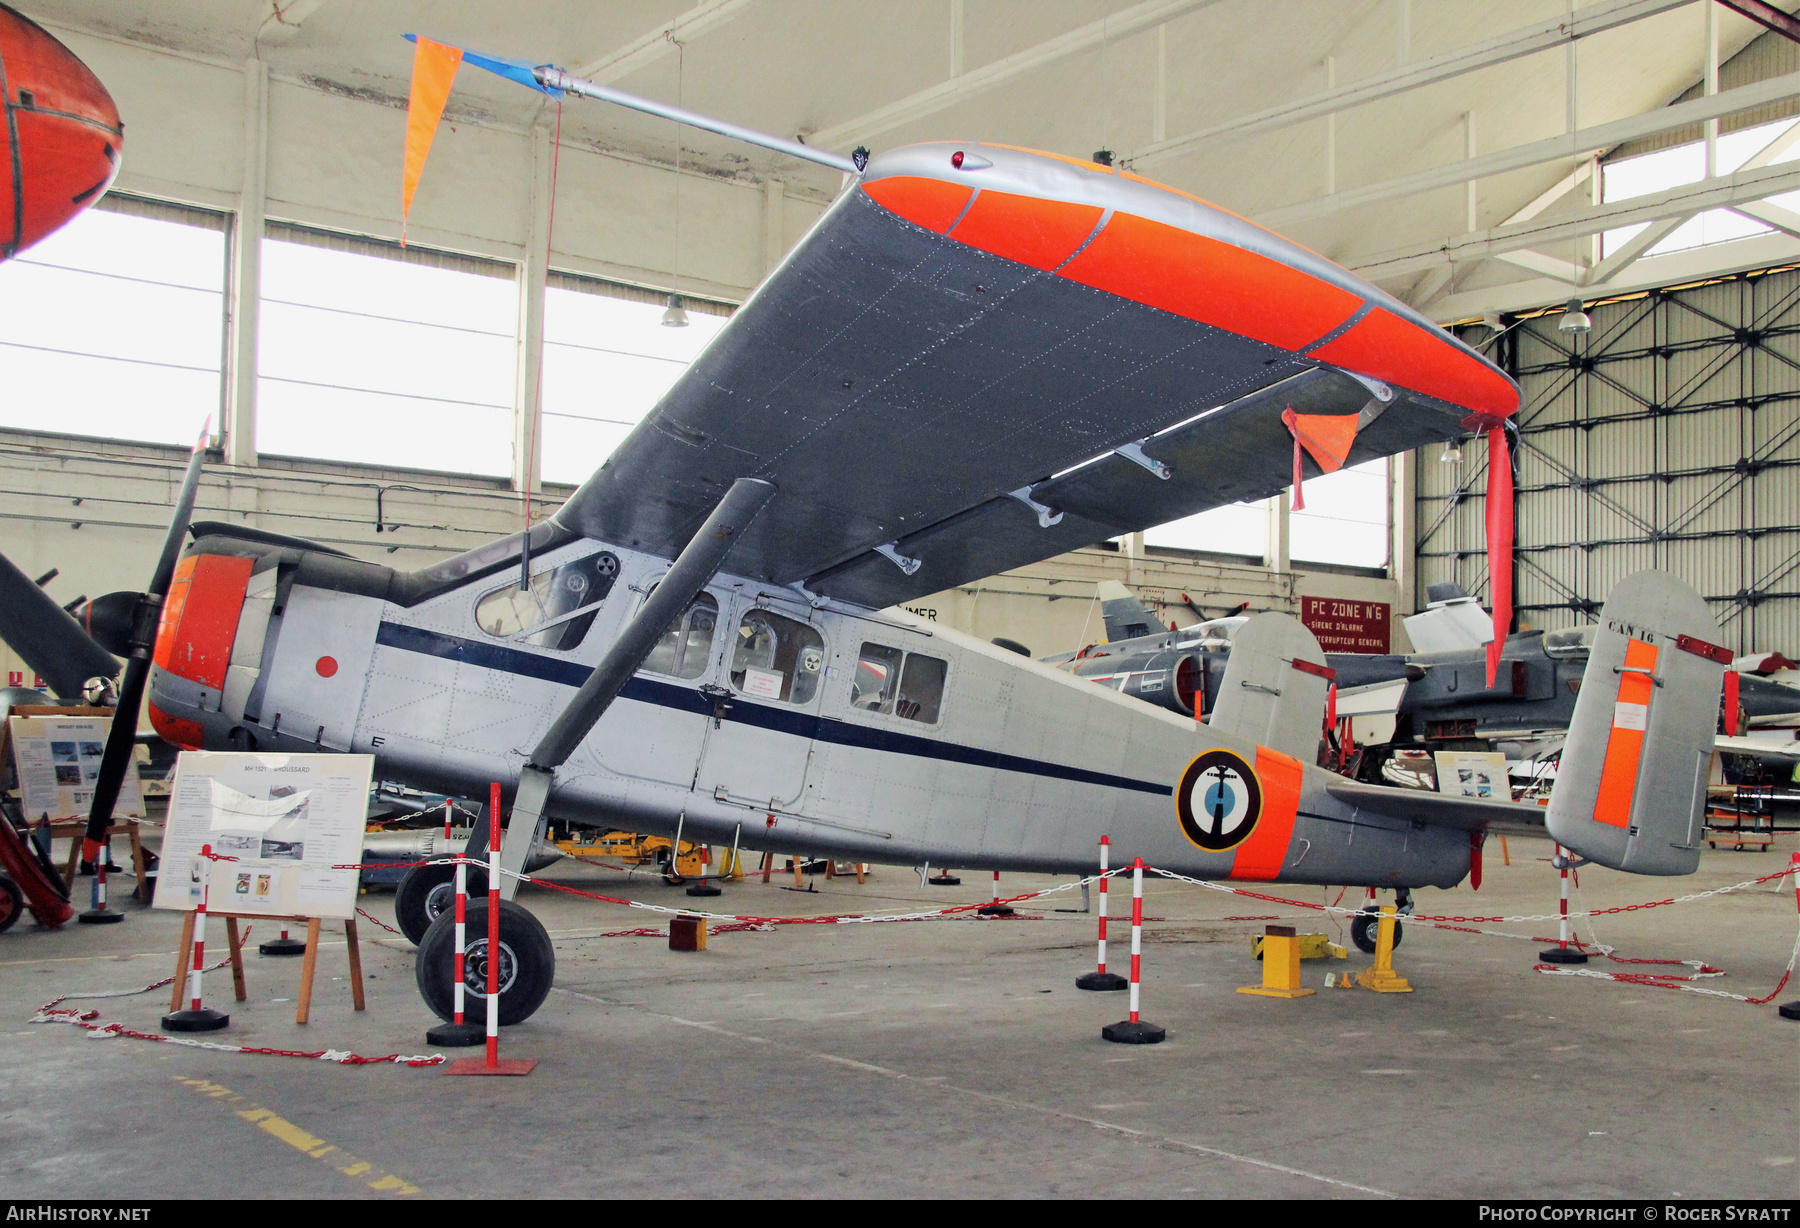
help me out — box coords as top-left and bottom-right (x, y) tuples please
(593, 590), (720, 787)
(695, 603), (825, 810)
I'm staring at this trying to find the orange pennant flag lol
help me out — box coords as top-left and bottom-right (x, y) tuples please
(401, 37), (464, 243)
(1280, 409), (1360, 511)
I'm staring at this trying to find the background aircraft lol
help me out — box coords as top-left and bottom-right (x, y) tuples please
(1060, 580), (1800, 787)
(0, 3), (122, 262)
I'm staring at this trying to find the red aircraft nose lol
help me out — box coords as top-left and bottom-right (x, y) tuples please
(0, 3), (122, 260)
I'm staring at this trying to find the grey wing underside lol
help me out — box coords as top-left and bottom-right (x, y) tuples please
(554, 188), (1475, 610)
(1326, 780), (1549, 839)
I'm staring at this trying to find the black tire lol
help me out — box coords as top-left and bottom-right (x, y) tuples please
(416, 898), (554, 1027)
(0, 875), (21, 934)
(395, 863), (487, 947)
(1350, 912), (1403, 956)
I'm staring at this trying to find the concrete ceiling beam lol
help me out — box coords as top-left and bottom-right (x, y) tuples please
(802, 0), (1220, 151)
(572, 0), (759, 84)
(1259, 68), (1800, 230)
(1125, 0), (1694, 170)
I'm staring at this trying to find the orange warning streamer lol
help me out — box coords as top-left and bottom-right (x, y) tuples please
(401, 37), (464, 243)
(1281, 409), (1358, 511)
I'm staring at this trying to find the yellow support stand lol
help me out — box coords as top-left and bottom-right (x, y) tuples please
(1250, 932), (1346, 961)
(1354, 906), (1413, 993)
(1238, 926), (1315, 999)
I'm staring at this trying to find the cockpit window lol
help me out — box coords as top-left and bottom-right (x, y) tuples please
(851, 644), (902, 712)
(641, 592), (718, 680)
(851, 642), (946, 723)
(475, 551), (618, 650)
(730, 609), (825, 705)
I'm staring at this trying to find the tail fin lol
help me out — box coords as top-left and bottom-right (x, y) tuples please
(1096, 580), (1161, 641)
(1546, 571), (1727, 876)
(1209, 612), (1331, 762)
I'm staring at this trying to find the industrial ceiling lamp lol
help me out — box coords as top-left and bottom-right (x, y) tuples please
(1441, 439), (1463, 465)
(661, 294), (689, 328)
(1557, 297), (1591, 334)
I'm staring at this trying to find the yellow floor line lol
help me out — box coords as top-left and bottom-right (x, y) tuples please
(175, 1076), (422, 1196)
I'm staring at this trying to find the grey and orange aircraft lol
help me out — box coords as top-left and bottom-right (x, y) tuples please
(62, 46), (1729, 1027)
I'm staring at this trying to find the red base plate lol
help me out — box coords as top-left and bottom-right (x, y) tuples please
(442, 1056), (538, 1077)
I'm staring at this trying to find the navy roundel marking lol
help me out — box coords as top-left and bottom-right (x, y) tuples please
(1175, 749), (1262, 852)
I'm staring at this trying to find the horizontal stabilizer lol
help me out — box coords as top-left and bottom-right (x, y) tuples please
(1545, 571), (1727, 876)
(1208, 612), (1329, 762)
(1325, 779), (1548, 837)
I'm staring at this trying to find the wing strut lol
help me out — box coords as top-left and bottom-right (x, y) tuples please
(495, 478), (777, 898)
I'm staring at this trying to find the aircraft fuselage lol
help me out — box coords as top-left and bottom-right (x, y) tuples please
(145, 529), (1476, 890)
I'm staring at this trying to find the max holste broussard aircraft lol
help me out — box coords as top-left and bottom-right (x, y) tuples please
(90, 46), (1733, 1025)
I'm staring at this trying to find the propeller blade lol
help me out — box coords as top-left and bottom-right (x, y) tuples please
(83, 435), (210, 845)
(0, 547), (117, 699)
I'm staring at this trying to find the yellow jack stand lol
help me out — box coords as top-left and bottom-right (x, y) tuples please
(1251, 933), (1347, 961)
(1354, 906), (1413, 993)
(1238, 926), (1315, 998)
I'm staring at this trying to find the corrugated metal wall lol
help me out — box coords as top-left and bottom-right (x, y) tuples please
(1417, 263), (1800, 655)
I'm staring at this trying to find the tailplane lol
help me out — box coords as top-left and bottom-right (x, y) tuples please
(1545, 571), (1728, 876)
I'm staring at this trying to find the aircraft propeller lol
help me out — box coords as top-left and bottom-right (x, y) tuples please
(80, 435), (210, 861)
(0, 548), (117, 701)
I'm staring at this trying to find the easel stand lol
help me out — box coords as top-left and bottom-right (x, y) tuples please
(169, 911), (365, 1024)
(1, 707), (152, 904)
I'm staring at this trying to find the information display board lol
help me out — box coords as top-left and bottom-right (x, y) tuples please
(6, 715), (144, 821)
(151, 752), (373, 920)
(1434, 750), (1511, 801)
(1299, 597), (1392, 654)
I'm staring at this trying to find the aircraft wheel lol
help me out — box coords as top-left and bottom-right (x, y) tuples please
(0, 874), (22, 933)
(416, 898), (554, 1026)
(1350, 912), (1403, 955)
(395, 863), (487, 947)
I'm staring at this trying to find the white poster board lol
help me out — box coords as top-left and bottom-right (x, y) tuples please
(152, 751), (373, 920)
(7, 715), (144, 821)
(1434, 751), (1512, 801)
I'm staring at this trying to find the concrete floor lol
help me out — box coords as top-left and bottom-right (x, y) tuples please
(2, 838), (1797, 1200)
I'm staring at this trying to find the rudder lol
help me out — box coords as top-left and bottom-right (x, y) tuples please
(1545, 571), (1727, 876)
(1209, 612), (1332, 763)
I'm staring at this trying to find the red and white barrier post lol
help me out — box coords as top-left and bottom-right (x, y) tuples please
(1101, 858), (1165, 1044)
(426, 817), (484, 1046)
(1076, 836), (1126, 991)
(1777, 852), (1800, 1021)
(77, 835), (121, 925)
(444, 783), (536, 1074)
(978, 868), (1015, 916)
(1539, 843), (1588, 964)
(162, 844), (229, 1032)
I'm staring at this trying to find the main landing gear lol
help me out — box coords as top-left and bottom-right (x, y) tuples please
(1350, 888), (1411, 955)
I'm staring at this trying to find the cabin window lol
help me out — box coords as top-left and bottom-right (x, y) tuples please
(641, 592), (718, 680)
(474, 551), (618, 650)
(730, 609), (825, 705)
(851, 642), (946, 723)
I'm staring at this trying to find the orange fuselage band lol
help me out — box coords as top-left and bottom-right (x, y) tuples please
(1593, 638), (1658, 829)
(1231, 746), (1303, 881)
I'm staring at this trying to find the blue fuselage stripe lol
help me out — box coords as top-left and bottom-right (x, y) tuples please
(375, 621), (1173, 797)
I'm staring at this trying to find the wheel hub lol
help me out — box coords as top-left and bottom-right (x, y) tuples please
(463, 937), (518, 997)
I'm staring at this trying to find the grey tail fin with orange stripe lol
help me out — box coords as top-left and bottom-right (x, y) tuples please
(1545, 571), (1728, 876)
(1207, 612), (1331, 763)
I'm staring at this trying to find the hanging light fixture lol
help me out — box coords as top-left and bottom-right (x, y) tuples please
(661, 293), (689, 328)
(1441, 439), (1463, 464)
(1557, 297), (1591, 334)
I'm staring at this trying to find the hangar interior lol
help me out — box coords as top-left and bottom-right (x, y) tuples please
(2, 0), (1799, 1203)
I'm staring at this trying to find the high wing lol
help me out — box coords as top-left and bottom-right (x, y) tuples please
(1325, 779), (1549, 838)
(553, 142), (1518, 609)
